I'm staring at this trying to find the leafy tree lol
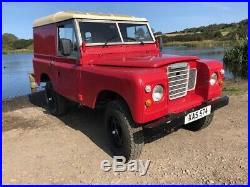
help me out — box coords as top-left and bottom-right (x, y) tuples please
(2, 33), (18, 50)
(2, 33), (33, 52)
(12, 39), (33, 49)
(161, 19), (248, 42)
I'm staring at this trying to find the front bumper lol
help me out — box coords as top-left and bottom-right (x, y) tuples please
(144, 96), (229, 128)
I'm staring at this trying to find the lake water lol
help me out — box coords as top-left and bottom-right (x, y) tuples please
(2, 47), (233, 100)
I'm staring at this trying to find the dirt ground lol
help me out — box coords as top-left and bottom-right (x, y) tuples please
(2, 82), (248, 184)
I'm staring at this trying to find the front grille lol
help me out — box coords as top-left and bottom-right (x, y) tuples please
(167, 62), (189, 100)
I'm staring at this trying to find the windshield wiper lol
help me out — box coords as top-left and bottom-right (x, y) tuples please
(124, 37), (144, 45)
(103, 36), (116, 47)
(139, 40), (144, 45)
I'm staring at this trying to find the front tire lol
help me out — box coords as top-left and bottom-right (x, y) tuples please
(105, 100), (144, 161)
(45, 82), (68, 116)
(184, 113), (214, 131)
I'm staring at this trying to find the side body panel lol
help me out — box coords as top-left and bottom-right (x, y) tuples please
(33, 23), (81, 102)
(33, 24), (57, 85)
(53, 57), (81, 101)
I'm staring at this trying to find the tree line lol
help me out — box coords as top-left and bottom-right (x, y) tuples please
(2, 33), (33, 52)
(158, 19), (248, 43)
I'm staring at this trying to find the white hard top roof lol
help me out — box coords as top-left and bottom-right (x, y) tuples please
(33, 11), (148, 27)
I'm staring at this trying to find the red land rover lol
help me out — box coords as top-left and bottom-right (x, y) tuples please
(33, 11), (229, 160)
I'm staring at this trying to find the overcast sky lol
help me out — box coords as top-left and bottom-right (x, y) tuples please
(2, 2), (248, 39)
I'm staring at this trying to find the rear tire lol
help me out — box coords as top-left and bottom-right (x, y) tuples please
(184, 113), (214, 131)
(45, 82), (68, 116)
(105, 100), (144, 161)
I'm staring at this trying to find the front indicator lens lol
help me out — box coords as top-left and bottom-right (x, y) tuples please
(209, 73), (218, 86)
(219, 80), (224, 87)
(220, 69), (225, 75)
(152, 85), (164, 102)
(145, 99), (152, 107)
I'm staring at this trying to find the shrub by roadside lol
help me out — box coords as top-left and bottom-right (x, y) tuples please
(223, 38), (248, 79)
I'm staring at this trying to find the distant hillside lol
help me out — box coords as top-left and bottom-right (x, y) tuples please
(2, 33), (33, 54)
(158, 19), (248, 47)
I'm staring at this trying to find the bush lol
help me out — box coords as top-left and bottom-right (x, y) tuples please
(223, 38), (248, 79)
(2, 33), (33, 52)
(12, 39), (33, 49)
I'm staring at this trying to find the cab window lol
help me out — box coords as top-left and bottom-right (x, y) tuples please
(118, 23), (153, 42)
(79, 22), (121, 44)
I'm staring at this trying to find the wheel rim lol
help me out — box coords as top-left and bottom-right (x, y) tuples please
(108, 116), (123, 148)
(46, 89), (56, 111)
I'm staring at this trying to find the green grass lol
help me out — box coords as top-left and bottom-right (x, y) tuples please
(3, 48), (33, 54)
(223, 38), (248, 79)
(222, 80), (248, 96)
(223, 87), (242, 96)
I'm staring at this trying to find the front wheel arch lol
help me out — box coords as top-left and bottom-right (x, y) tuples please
(40, 73), (50, 83)
(45, 82), (68, 116)
(95, 90), (132, 116)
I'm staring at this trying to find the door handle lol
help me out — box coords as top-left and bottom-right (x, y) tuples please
(49, 60), (54, 68)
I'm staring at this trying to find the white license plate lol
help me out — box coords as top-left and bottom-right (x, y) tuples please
(184, 105), (211, 124)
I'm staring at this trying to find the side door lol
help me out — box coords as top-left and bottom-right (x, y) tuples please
(54, 20), (81, 102)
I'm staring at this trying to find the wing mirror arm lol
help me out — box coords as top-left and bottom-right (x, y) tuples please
(156, 37), (163, 52)
(79, 42), (86, 65)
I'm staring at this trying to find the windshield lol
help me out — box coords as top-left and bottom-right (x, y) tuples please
(79, 22), (121, 43)
(79, 21), (154, 44)
(118, 23), (153, 42)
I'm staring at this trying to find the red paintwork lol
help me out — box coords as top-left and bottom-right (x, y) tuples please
(33, 22), (224, 125)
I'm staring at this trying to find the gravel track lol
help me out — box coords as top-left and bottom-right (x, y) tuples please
(2, 91), (248, 184)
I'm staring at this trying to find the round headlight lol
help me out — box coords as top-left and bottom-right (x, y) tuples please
(152, 85), (164, 102)
(209, 73), (218, 86)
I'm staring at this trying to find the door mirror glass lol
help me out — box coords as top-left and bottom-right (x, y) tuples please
(60, 38), (73, 56)
(58, 23), (78, 57)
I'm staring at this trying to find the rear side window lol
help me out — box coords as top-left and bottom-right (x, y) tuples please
(58, 23), (78, 58)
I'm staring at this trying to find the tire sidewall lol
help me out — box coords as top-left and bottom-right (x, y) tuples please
(45, 83), (58, 114)
(105, 108), (132, 159)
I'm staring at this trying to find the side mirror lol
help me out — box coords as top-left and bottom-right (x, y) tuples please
(60, 38), (73, 56)
(156, 37), (163, 51)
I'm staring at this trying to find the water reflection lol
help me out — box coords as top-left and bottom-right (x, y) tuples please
(2, 53), (33, 100)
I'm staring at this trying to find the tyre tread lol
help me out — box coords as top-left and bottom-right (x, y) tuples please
(105, 100), (144, 160)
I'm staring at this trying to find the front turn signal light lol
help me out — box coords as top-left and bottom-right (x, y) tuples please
(219, 80), (224, 87)
(220, 69), (225, 75)
(145, 99), (152, 107)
